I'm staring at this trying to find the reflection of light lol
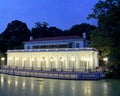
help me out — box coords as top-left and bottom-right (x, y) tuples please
(71, 82), (75, 94)
(15, 81), (18, 86)
(71, 57), (75, 61)
(8, 80), (11, 85)
(1, 77), (4, 88)
(49, 81), (54, 95)
(31, 83), (34, 91)
(1, 57), (5, 61)
(60, 81), (65, 92)
(1, 78), (4, 83)
(72, 86), (75, 91)
(23, 82), (25, 88)
(39, 84), (43, 94)
(83, 82), (92, 95)
(103, 82), (108, 94)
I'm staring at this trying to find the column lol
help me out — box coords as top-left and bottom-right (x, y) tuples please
(22, 58), (25, 68)
(46, 56), (49, 69)
(56, 55), (58, 69)
(15, 58), (19, 67)
(31, 58), (34, 69)
(66, 55), (68, 69)
(94, 52), (99, 68)
(76, 55), (79, 69)
(30, 57), (32, 68)
(8, 58), (11, 67)
(37, 57), (40, 68)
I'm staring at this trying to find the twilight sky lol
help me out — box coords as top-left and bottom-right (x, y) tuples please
(0, 0), (98, 32)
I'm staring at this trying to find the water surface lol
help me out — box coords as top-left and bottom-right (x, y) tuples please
(0, 74), (120, 96)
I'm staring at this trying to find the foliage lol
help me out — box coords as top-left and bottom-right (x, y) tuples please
(31, 22), (63, 38)
(88, 0), (120, 69)
(0, 20), (31, 52)
(63, 23), (96, 40)
(31, 22), (49, 38)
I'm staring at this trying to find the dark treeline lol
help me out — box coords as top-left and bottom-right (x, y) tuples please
(88, 0), (120, 77)
(0, 20), (96, 53)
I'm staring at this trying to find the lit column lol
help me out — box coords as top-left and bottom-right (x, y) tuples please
(37, 57), (40, 68)
(60, 58), (64, 71)
(46, 57), (49, 69)
(56, 56), (58, 69)
(8, 58), (11, 67)
(81, 58), (86, 71)
(76, 55), (79, 69)
(15, 58), (19, 68)
(71, 57), (75, 72)
(41, 57), (45, 70)
(50, 58), (54, 71)
(22, 58), (26, 69)
(66, 55), (68, 69)
(41, 58), (43, 70)
(1, 57), (5, 67)
(31, 58), (34, 69)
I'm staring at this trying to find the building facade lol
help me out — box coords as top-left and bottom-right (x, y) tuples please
(7, 35), (98, 71)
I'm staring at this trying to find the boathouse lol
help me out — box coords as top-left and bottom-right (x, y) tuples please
(7, 34), (98, 71)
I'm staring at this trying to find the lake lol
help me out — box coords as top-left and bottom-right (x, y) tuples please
(0, 74), (120, 96)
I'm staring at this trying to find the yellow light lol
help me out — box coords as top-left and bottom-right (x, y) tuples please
(60, 58), (64, 61)
(71, 57), (75, 61)
(8, 58), (11, 60)
(50, 58), (54, 61)
(1, 78), (4, 82)
(8, 80), (11, 84)
(1, 57), (5, 61)
(15, 58), (19, 61)
(32, 58), (34, 61)
(23, 58), (26, 61)
(23, 82), (25, 87)
(103, 57), (108, 61)
(15, 81), (18, 86)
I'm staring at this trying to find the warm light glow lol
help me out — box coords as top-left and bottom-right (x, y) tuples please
(23, 58), (26, 61)
(50, 57), (54, 61)
(32, 58), (34, 61)
(8, 80), (11, 85)
(1, 57), (5, 61)
(15, 81), (18, 86)
(60, 57), (64, 61)
(8, 58), (12, 60)
(103, 57), (108, 62)
(84, 82), (92, 95)
(41, 57), (45, 61)
(1, 77), (4, 82)
(71, 57), (75, 61)
(15, 58), (19, 61)
(23, 82), (25, 87)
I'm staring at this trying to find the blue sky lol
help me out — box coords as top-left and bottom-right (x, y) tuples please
(0, 0), (98, 32)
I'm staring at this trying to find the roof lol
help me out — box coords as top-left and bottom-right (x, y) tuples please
(25, 36), (83, 43)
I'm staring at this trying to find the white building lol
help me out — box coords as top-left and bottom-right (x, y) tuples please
(7, 35), (98, 71)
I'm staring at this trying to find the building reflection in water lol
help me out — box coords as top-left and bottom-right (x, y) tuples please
(1, 75), (4, 89)
(49, 80), (54, 95)
(103, 82), (108, 95)
(0, 74), (117, 96)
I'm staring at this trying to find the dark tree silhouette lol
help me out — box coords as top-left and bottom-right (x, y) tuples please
(0, 20), (30, 50)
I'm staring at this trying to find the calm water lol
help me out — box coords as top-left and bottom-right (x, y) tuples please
(0, 74), (120, 96)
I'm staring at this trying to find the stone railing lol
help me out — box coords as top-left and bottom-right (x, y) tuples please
(7, 48), (97, 52)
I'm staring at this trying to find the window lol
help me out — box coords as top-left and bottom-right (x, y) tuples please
(76, 43), (79, 48)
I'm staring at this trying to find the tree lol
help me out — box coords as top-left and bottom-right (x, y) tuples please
(0, 20), (31, 51)
(48, 27), (62, 37)
(31, 22), (49, 38)
(64, 23), (96, 40)
(88, 0), (120, 67)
